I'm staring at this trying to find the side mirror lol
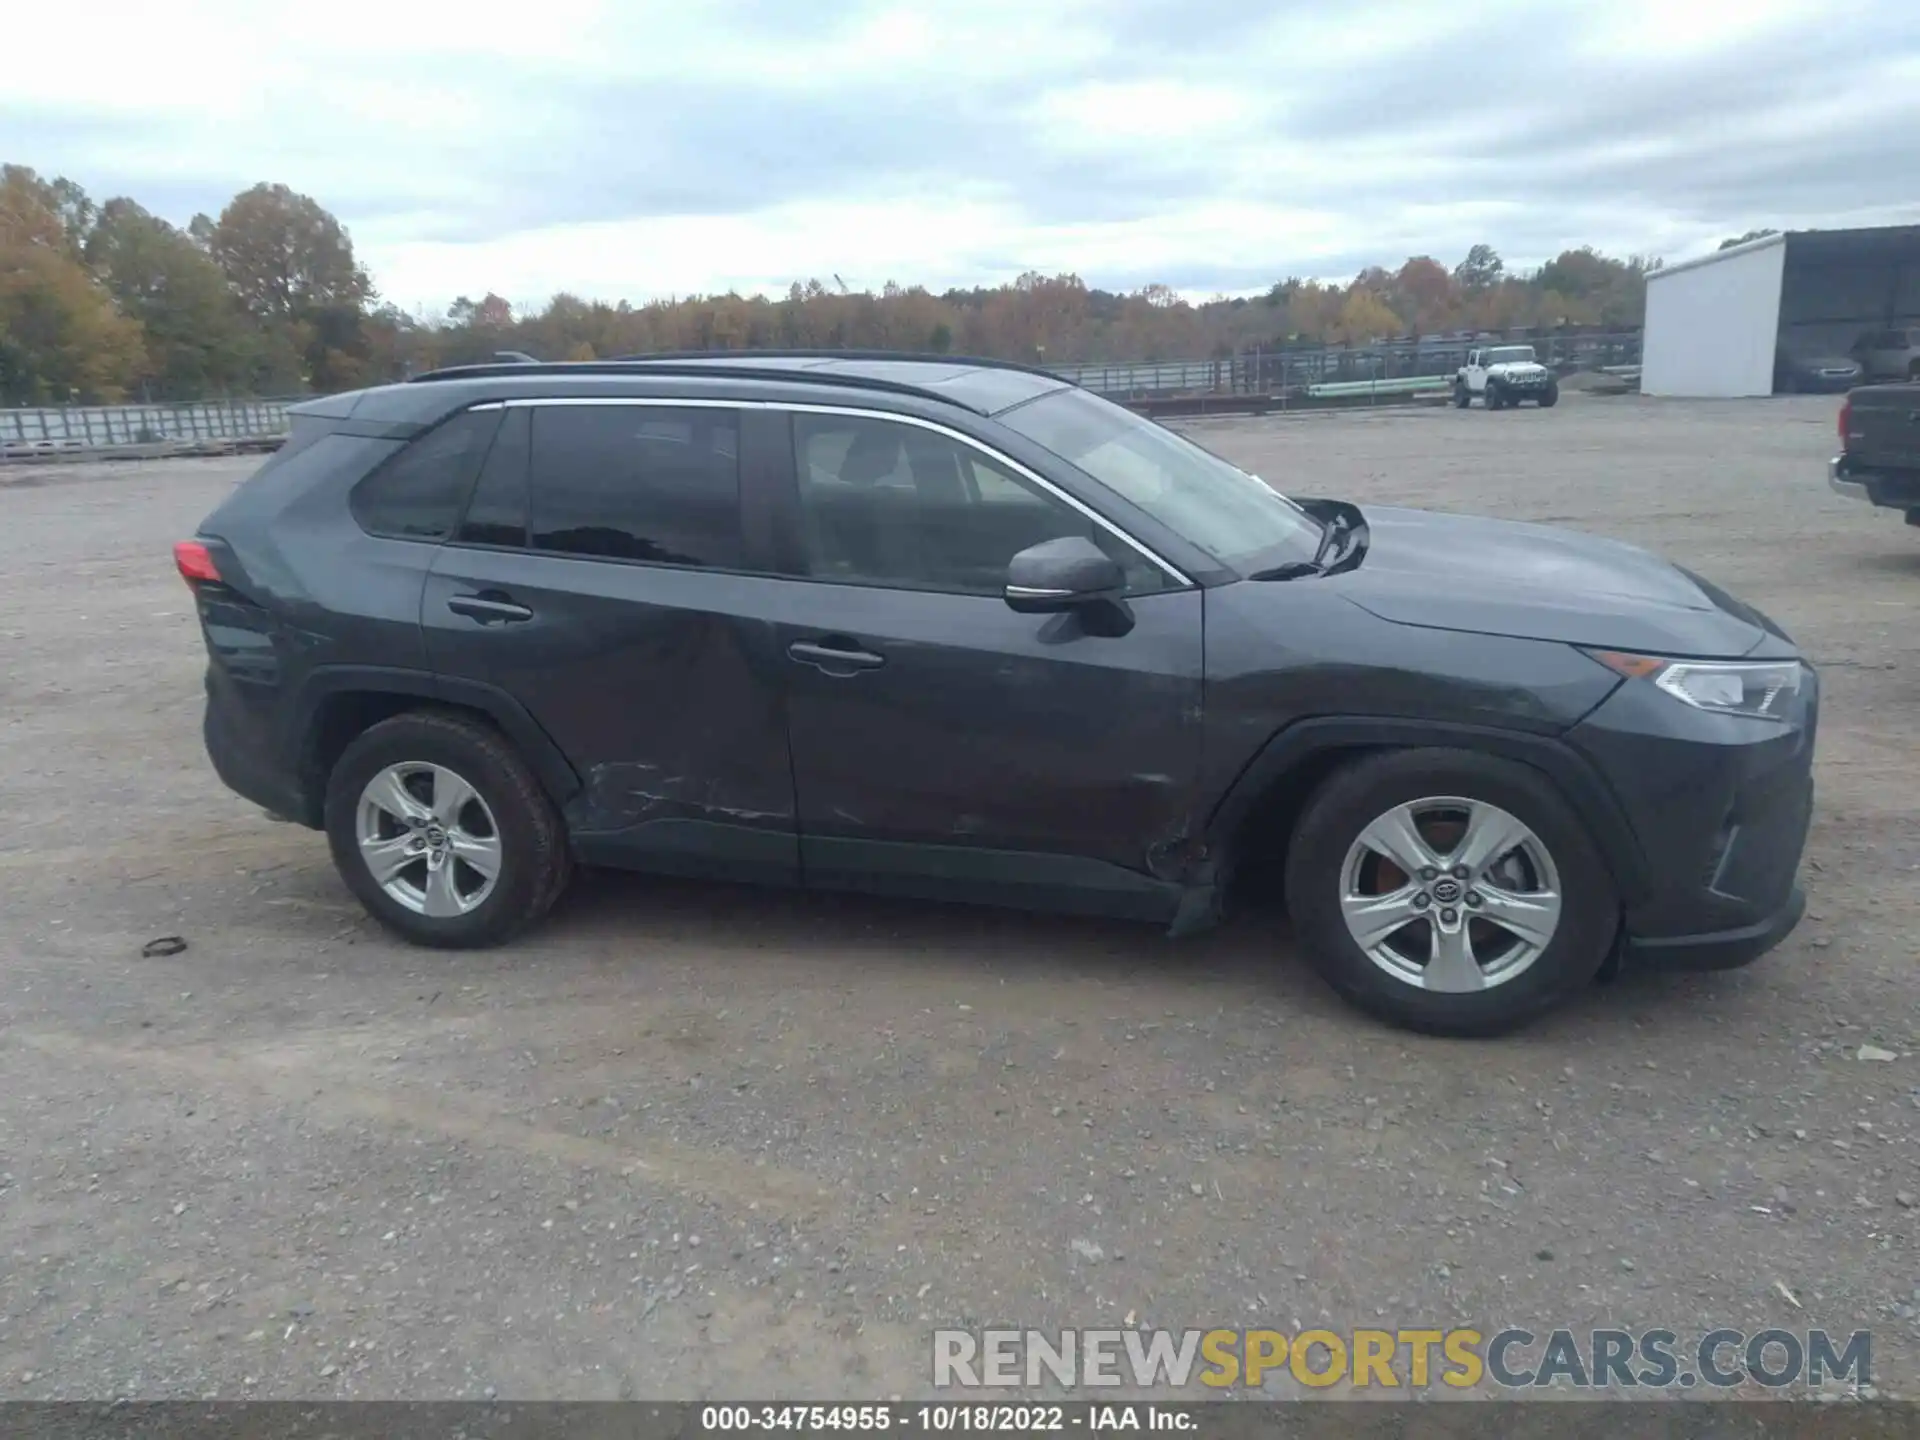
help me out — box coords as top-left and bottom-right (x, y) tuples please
(1005, 536), (1125, 613)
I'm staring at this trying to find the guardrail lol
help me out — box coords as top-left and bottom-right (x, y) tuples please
(0, 399), (292, 463)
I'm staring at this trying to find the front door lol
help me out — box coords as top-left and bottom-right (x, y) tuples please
(767, 409), (1205, 916)
(422, 401), (799, 883)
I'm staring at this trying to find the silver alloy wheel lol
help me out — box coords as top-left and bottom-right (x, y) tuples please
(1338, 795), (1562, 993)
(355, 762), (503, 918)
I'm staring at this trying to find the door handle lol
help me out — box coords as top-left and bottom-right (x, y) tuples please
(787, 639), (885, 674)
(447, 593), (533, 624)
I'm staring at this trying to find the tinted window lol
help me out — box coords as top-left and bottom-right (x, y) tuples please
(458, 407), (529, 548)
(350, 408), (501, 539)
(792, 414), (1172, 596)
(529, 406), (741, 568)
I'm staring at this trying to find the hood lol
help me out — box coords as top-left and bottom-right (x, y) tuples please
(1486, 360), (1548, 377)
(1329, 505), (1774, 657)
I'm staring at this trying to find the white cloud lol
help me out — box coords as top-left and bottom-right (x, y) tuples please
(6, 0), (1918, 311)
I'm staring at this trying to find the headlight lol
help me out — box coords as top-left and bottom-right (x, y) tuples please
(1586, 650), (1804, 719)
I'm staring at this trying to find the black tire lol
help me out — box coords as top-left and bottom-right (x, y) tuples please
(324, 709), (572, 948)
(1538, 382), (1559, 408)
(1282, 747), (1619, 1036)
(1453, 381), (1471, 409)
(1484, 382), (1504, 411)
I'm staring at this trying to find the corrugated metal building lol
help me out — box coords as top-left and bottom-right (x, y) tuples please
(1641, 224), (1920, 397)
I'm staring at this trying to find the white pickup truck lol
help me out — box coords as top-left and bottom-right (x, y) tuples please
(1454, 345), (1559, 410)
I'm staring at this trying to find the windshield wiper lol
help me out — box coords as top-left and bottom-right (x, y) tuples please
(1247, 559), (1326, 581)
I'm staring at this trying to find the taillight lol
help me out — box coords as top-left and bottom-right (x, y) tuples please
(1838, 397), (1851, 445)
(173, 540), (220, 586)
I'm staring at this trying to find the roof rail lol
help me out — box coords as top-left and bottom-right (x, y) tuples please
(606, 348), (1068, 380)
(401, 359), (1001, 409)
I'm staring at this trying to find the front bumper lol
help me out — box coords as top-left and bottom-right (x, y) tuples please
(1567, 658), (1818, 971)
(1623, 884), (1805, 971)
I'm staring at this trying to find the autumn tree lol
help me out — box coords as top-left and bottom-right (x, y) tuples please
(1389, 256), (1455, 332)
(0, 166), (143, 402)
(1330, 288), (1402, 344)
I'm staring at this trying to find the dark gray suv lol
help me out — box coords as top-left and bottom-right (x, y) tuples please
(177, 353), (1817, 1035)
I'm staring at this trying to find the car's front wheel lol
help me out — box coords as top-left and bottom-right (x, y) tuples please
(1484, 382), (1505, 410)
(1283, 748), (1618, 1035)
(324, 710), (573, 948)
(1538, 381), (1559, 408)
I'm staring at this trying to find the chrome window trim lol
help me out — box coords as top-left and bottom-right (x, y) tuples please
(474, 394), (1194, 587)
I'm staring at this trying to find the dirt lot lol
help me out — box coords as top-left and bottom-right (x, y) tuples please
(0, 395), (1914, 1402)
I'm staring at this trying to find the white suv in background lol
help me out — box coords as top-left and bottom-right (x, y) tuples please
(1852, 326), (1920, 382)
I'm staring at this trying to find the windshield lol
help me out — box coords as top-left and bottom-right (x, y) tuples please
(1001, 388), (1322, 573)
(1485, 346), (1537, 364)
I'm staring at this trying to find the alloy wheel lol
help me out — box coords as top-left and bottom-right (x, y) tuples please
(1338, 796), (1562, 992)
(354, 762), (503, 918)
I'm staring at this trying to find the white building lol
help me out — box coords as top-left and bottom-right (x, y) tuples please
(1640, 224), (1920, 397)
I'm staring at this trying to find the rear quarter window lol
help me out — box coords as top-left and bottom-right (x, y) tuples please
(349, 409), (504, 541)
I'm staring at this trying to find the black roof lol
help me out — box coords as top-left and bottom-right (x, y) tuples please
(404, 351), (1072, 416)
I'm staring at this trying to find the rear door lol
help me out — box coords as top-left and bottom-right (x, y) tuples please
(765, 408), (1205, 915)
(422, 399), (800, 883)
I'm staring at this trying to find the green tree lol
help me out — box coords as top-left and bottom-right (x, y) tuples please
(1453, 243), (1504, 294)
(85, 197), (253, 398)
(1718, 228), (1779, 250)
(201, 182), (370, 321)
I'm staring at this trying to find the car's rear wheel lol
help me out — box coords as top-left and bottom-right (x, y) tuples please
(1283, 748), (1618, 1035)
(1453, 382), (1471, 409)
(324, 710), (572, 948)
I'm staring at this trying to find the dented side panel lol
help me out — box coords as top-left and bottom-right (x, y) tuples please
(422, 547), (799, 875)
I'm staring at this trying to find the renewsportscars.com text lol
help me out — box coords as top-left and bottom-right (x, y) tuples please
(932, 1327), (1872, 1391)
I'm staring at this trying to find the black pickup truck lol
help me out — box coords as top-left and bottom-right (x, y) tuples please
(1831, 384), (1920, 529)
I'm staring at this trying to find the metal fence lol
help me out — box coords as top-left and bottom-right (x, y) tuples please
(1057, 330), (1644, 399)
(0, 330), (1646, 460)
(0, 398), (293, 462)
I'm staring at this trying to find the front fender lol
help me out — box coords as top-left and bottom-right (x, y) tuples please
(1203, 715), (1652, 904)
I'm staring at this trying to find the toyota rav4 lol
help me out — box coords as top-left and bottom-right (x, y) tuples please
(178, 352), (1816, 1035)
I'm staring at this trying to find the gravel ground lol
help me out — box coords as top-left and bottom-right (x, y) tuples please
(0, 395), (1913, 1401)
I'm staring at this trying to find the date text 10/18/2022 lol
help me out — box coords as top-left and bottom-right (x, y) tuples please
(699, 1406), (1194, 1432)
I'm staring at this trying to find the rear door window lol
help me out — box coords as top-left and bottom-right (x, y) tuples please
(528, 406), (743, 569)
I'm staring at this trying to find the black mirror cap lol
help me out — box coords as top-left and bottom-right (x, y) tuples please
(1004, 536), (1126, 613)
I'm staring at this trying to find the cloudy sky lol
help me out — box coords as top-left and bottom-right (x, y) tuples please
(7, 0), (1918, 311)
